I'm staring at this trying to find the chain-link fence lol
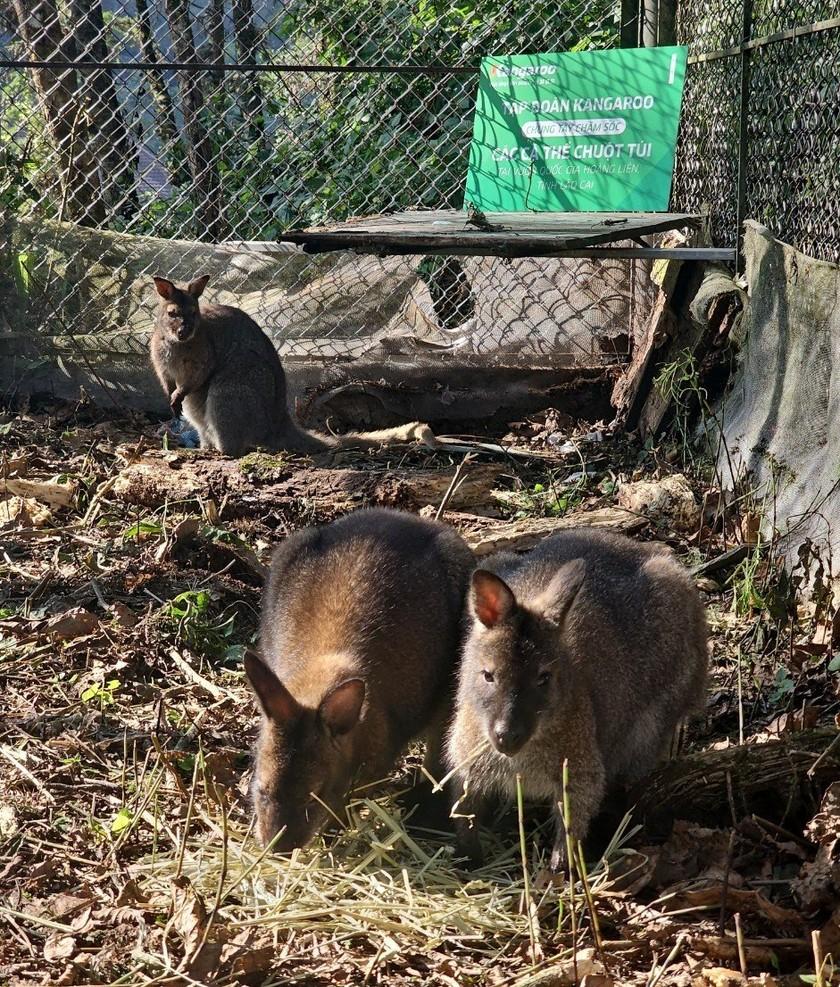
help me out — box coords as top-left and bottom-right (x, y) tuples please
(2, 0), (639, 391)
(674, 0), (840, 262)
(0, 0), (837, 406)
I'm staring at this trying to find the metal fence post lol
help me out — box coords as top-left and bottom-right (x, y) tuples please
(735, 0), (754, 272)
(641, 0), (660, 46)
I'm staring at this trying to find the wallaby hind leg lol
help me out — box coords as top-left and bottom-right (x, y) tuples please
(203, 380), (272, 457)
(397, 701), (453, 831)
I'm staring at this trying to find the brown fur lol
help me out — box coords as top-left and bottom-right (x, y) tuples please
(445, 527), (709, 869)
(244, 507), (475, 850)
(150, 276), (435, 458)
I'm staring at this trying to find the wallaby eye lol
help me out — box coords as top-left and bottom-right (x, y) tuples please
(482, 670), (495, 683)
(537, 670), (551, 687)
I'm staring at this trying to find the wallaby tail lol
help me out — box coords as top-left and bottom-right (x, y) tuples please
(330, 422), (437, 450)
(279, 421), (437, 454)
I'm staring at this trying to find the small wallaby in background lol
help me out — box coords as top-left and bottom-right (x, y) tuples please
(244, 507), (475, 851)
(150, 276), (434, 458)
(446, 527), (708, 870)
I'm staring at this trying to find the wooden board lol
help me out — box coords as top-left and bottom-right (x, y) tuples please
(276, 209), (702, 258)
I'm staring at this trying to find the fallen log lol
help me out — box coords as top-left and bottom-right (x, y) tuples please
(632, 729), (840, 833)
(466, 506), (647, 556)
(111, 449), (506, 517)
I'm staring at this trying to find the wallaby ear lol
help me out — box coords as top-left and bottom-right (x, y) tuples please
(536, 559), (586, 628)
(318, 678), (365, 736)
(153, 276), (176, 300)
(243, 649), (301, 724)
(471, 569), (516, 628)
(188, 274), (210, 298)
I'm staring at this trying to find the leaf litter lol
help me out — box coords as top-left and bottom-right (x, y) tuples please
(1, 397), (840, 985)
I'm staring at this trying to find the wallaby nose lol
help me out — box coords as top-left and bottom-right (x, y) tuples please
(491, 720), (526, 756)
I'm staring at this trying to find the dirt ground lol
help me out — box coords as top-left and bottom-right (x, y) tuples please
(1, 396), (839, 987)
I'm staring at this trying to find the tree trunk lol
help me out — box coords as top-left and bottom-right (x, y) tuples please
(204, 0), (227, 68)
(231, 0), (266, 148)
(11, 0), (105, 224)
(135, 0), (190, 189)
(164, 0), (226, 240)
(67, 0), (138, 214)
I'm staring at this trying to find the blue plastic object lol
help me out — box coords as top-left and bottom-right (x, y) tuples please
(158, 416), (200, 448)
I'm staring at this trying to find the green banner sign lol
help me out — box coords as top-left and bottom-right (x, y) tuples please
(464, 46), (688, 213)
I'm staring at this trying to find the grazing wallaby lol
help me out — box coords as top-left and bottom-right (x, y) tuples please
(150, 276), (434, 458)
(244, 507), (475, 851)
(446, 527), (708, 870)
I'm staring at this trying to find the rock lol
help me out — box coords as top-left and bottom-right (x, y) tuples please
(617, 473), (701, 532)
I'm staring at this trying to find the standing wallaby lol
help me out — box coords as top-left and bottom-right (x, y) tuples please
(150, 276), (435, 458)
(446, 527), (708, 870)
(244, 507), (475, 851)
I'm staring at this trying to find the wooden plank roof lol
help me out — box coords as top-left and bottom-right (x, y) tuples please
(277, 209), (702, 257)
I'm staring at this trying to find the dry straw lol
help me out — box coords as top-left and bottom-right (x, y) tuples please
(129, 753), (641, 982)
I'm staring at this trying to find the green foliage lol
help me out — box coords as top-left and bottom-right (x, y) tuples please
(654, 348), (710, 467)
(507, 470), (588, 519)
(728, 545), (767, 616)
(81, 678), (121, 705)
(122, 518), (164, 542)
(159, 589), (240, 660)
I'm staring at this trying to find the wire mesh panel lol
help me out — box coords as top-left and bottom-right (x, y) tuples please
(674, 0), (840, 262)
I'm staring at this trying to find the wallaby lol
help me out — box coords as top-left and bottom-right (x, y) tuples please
(244, 507), (475, 851)
(445, 527), (708, 870)
(150, 276), (435, 458)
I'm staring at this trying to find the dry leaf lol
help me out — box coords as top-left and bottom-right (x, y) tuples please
(766, 706), (820, 734)
(219, 931), (275, 984)
(661, 886), (803, 930)
(0, 803), (18, 838)
(740, 512), (761, 544)
(114, 879), (149, 908)
(792, 842), (840, 912)
(605, 849), (658, 894)
(154, 516), (201, 561)
(0, 495), (52, 528)
(52, 962), (84, 985)
(110, 602), (138, 629)
(1, 477), (76, 509)
(39, 609), (100, 643)
(43, 933), (76, 962)
(170, 877), (228, 979)
(650, 820), (733, 888)
(50, 892), (94, 920)
(804, 783), (840, 846)
(171, 876), (208, 958)
(523, 948), (605, 986)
